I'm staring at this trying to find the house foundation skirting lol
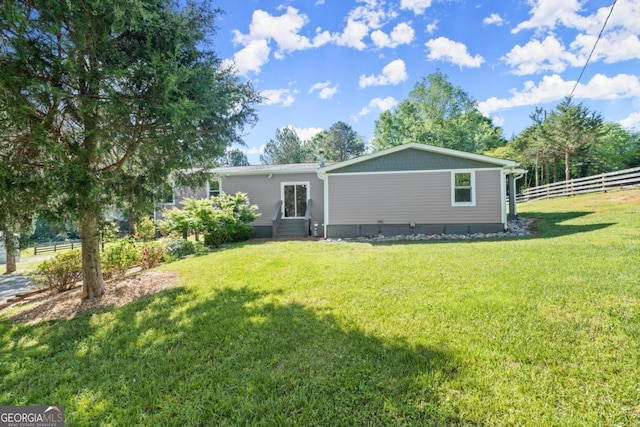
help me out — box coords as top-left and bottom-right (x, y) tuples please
(252, 226), (273, 238)
(326, 223), (505, 239)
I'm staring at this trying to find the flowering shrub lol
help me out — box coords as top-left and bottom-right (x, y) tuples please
(101, 238), (140, 279)
(135, 217), (156, 241)
(140, 241), (166, 269)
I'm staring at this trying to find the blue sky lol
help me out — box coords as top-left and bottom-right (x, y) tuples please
(212, 0), (640, 164)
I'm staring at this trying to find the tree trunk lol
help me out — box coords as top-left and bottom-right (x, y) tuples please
(4, 231), (17, 274)
(81, 209), (105, 299)
(128, 209), (137, 236)
(565, 150), (570, 182)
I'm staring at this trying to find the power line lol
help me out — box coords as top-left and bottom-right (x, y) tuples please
(568, 0), (618, 100)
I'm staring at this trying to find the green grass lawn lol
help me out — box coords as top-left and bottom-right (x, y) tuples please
(1, 189), (639, 426)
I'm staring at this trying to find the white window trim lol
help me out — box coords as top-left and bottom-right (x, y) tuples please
(451, 171), (476, 207)
(207, 179), (221, 198)
(280, 181), (310, 219)
(163, 188), (175, 205)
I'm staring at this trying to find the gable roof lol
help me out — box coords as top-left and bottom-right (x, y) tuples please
(319, 142), (519, 174)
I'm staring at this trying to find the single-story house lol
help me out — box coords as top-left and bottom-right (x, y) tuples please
(197, 143), (525, 239)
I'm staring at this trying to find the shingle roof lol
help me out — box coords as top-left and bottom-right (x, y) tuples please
(211, 163), (326, 176)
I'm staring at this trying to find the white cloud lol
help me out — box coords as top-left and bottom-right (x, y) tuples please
(511, 0), (584, 34)
(358, 96), (399, 116)
(228, 7), (330, 76)
(478, 73), (640, 115)
(287, 126), (324, 141)
(309, 81), (339, 99)
(491, 116), (505, 127)
(261, 88), (298, 107)
(359, 59), (408, 88)
(619, 112), (640, 129)
(349, 0), (394, 30)
(241, 144), (267, 156)
(227, 39), (271, 76)
(571, 32), (640, 64)
(334, 18), (370, 50)
(400, 0), (432, 15)
(502, 35), (581, 75)
(483, 13), (504, 26)
(425, 19), (438, 34)
(425, 37), (484, 68)
(242, 7), (314, 53)
(371, 22), (415, 48)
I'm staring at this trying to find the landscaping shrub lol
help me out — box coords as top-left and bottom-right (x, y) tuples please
(135, 217), (156, 241)
(101, 238), (140, 279)
(160, 193), (259, 247)
(140, 241), (166, 269)
(162, 238), (207, 258)
(32, 249), (83, 293)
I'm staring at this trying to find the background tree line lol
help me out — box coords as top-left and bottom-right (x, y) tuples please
(260, 69), (639, 190)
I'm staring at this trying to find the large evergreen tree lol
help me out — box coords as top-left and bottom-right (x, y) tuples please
(0, 0), (260, 297)
(324, 121), (365, 162)
(260, 128), (310, 165)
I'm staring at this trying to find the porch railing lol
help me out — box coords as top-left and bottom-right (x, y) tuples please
(304, 199), (312, 235)
(272, 200), (283, 237)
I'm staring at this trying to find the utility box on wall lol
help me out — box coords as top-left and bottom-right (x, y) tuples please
(312, 221), (324, 238)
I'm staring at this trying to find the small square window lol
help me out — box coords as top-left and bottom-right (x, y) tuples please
(162, 189), (175, 205)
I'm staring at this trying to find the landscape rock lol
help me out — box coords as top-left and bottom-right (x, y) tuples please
(324, 217), (534, 243)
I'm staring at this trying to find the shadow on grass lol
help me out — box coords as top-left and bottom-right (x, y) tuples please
(521, 211), (615, 238)
(0, 286), (460, 426)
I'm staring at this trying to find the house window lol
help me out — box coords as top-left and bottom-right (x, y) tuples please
(208, 180), (221, 198)
(452, 172), (475, 206)
(162, 188), (175, 205)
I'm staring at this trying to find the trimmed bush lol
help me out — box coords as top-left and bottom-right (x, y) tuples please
(32, 249), (83, 293)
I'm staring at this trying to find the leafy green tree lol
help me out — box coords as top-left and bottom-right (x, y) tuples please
(587, 123), (640, 174)
(324, 121), (365, 162)
(260, 127), (310, 164)
(372, 70), (506, 153)
(0, 0), (260, 298)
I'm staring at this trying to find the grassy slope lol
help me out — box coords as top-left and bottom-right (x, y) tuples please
(1, 189), (639, 426)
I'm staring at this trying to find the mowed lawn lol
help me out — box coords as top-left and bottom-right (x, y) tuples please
(1, 189), (639, 426)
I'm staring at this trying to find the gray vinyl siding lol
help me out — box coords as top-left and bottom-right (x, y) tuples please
(326, 170), (502, 225)
(221, 173), (324, 226)
(328, 148), (500, 174)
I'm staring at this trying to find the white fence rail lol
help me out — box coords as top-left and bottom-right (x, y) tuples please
(517, 166), (640, 203)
